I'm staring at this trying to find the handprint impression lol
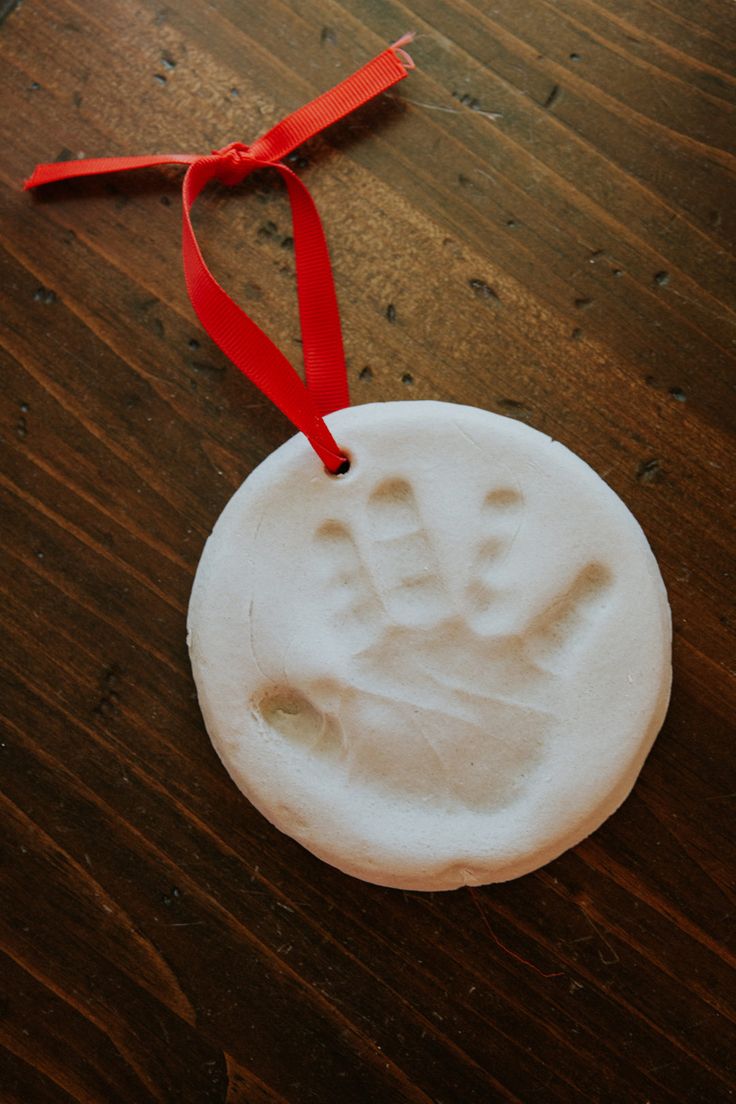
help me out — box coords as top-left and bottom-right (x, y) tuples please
(255, 477), (613, 813)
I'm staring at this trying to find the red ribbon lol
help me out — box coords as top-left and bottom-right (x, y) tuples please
(25, 40), (414, 471)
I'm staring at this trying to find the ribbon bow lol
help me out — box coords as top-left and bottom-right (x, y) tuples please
(25, 38), (414, 471)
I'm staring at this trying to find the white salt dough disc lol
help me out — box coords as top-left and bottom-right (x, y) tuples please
(188, 401), (671, 890)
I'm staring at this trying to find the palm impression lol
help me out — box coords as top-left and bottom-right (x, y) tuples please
(257, 476), (612, 813)
(189, 402), (671, 889)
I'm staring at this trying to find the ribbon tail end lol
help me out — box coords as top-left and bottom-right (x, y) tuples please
(390, 32), (417, 70)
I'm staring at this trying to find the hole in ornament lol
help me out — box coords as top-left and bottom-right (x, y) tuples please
(325, 450), (352, 477)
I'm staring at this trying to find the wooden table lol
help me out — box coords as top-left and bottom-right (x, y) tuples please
(2, 2), (734, 1101)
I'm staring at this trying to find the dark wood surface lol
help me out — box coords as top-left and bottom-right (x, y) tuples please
(1, 1), (734, 1101)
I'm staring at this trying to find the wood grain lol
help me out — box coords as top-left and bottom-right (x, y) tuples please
(1, 1), (734, 1101)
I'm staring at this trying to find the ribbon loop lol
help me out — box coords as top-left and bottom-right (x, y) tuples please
(24, 39), (414, 471)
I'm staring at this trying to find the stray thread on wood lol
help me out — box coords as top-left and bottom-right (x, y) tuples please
(468, 888), (563, 979)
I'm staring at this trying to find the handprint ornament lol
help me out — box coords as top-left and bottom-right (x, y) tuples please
(26, 46), (670, 888)
(188, 401), (672, 890)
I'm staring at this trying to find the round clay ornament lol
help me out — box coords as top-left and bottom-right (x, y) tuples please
(27, 46), (670, 888)
(188, 401), (671, 890)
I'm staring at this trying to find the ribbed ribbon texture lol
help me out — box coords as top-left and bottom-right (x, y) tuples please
(25, 43), (413, 471)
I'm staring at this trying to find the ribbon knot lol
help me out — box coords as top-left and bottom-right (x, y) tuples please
(212, 141), (256, 186)
(24, 38), (414, 471)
